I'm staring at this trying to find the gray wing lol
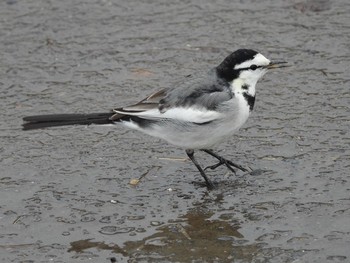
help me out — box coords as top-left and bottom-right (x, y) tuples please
(111, 68), (233, 121)
(159, 69), (233, 112)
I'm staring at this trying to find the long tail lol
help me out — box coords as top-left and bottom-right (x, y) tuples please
(22, 112), (115, 130)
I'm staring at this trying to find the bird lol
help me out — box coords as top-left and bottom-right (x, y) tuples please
(22, 49), (288, 189)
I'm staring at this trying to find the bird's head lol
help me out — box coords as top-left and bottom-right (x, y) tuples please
(216, 49), (287, 89)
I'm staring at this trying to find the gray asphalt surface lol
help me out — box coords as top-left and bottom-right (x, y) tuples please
(1, 0), (349, 262)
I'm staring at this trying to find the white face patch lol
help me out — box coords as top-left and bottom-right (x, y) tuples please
(234, 53), (270, 70)
(230, 53), (271, 93)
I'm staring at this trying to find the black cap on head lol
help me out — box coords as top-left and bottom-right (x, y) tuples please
(221, 49), (258, 67)
(216, 49), (258, 82)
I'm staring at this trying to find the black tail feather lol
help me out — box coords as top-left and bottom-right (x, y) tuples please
(22, 112), (114, 130)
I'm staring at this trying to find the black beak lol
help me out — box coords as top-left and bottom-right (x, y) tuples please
(266, 61), (289, 69)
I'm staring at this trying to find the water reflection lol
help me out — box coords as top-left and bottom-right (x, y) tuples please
(68, 208), (268, 262)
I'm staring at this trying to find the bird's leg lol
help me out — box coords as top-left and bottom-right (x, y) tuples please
(202, 149), (247, 173)
(186, 149), (215, 189)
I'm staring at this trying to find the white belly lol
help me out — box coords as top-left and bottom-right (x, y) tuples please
(122, 94), (251, 149)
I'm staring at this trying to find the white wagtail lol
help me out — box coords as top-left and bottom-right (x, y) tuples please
(23, 49), (287, 189)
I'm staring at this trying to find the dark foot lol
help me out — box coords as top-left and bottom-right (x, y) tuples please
(186, 149), (215, 189)
(202, 149), (248, 173)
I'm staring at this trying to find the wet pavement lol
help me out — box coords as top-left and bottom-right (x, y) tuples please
(1, 0), (350, 262)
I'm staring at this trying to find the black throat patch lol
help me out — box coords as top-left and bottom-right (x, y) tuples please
(242, 84), (249, 90)
(243, 92), (255, 111)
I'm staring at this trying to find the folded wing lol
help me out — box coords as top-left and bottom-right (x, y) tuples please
(111, 69), (233, 124)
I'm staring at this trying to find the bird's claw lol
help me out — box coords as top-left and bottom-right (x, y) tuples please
(204, 158), (247, 174)
(204, 161), (225, 171)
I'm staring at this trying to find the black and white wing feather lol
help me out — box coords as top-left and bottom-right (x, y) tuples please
(112, 69), (233, 124)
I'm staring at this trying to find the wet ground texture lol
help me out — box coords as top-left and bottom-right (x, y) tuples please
(1, 0), (350, 262)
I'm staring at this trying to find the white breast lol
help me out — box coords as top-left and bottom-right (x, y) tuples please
(119, 93), (251, 150)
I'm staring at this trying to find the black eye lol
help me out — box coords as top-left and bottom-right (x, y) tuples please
(250, 64), (258, 70)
